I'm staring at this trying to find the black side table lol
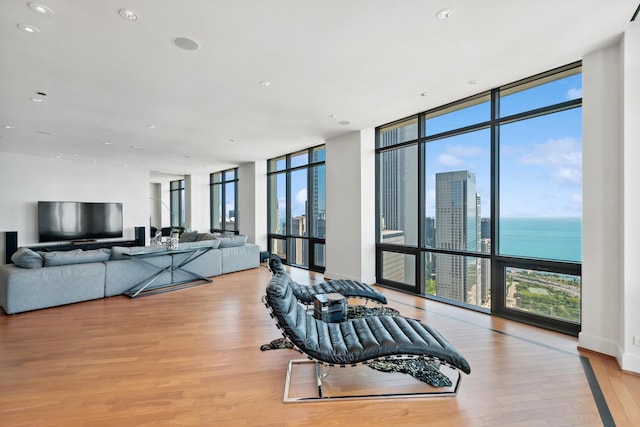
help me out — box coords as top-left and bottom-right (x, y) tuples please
(313, 292), (347, 322)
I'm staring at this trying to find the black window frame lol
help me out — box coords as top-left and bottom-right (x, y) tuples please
(209, 168), (239, 235)
(375, 62), (582, 336)
(267, 145), (326, 272)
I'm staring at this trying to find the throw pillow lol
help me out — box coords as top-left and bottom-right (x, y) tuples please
(179, 231), (199, 243)
(195, 233), (215, 241)
(42, 248), (111, 266)
(11, 247), (44, 268)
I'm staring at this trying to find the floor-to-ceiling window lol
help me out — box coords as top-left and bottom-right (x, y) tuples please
(268, 145), (325, 271)
(210, 168), (238, 234)
(170, 179), (185, 228)
(376, 63), (582, 335)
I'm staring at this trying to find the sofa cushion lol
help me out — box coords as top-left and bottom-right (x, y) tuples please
(41, 248), (111, 267)
(179, 231), (199, 243)
(217, 235), (248, 248)
(11, 247), (44, 268)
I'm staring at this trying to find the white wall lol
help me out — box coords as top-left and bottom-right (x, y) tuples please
(325, 129), (376, 283)
(0, 153), (150, 263)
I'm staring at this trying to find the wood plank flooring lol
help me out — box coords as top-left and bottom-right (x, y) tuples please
(0, 264), (638, 426)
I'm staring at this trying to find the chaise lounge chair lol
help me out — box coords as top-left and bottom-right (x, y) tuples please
(263, 270), (471, 402)
(267, 254), (387, 305)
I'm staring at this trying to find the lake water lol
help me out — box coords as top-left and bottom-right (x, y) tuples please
(499, 217), (581, 262)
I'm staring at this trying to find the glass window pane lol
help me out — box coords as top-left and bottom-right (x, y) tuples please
(425, 129), (490, 254)
(290, 169), (308, 237)
(378, 117), (418, 148)
(312, 146), (326, 163)
(211, 184), (222, 230)
(225, 169), (236, 181)
(269, 157), (286, 172)
(291, 151), (309, 168)
(271, 238), (286, 260)
(379, 145), (418, 246)
(424, 95), (490, 136)
(500, 71), (582, 117)
(310, 165), (326, 238)
(314, 243), (325, 268)
(425, 253), (488, 308)
(381, 251), (415, 285)
(224, 182), (235, 231)
(290, 238), (308, 267)
(499, 108), (582, 262)
(506, 267), (580, 323)
(269, 173), (286, 234)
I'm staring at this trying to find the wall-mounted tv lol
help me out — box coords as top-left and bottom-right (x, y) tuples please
(38, 201), (123, 243)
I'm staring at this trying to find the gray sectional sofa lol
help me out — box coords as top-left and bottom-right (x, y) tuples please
(0, 233), (260, 314)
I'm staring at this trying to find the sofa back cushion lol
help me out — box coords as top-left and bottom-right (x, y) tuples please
(217, 235), (248, 248)
(11, 247), (44, 268)
(40, 248), (111, 267)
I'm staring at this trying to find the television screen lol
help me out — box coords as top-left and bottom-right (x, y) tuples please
(38, 201), (123, 242)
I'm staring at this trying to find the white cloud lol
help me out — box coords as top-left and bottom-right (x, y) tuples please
(437, 153), (464, 167)
(567, 87), (582, 100)
(521, 137), (582, 167)
(555, 167), (581, 185)
(447, 145), (484, 157)
(295, 188), (307, 205)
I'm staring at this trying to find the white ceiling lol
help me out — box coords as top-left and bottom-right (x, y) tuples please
(0, 1), (637, 179)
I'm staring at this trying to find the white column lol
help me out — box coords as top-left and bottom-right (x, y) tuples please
(239, 161), (267, 248)
(325, 129), (376, 283)
(621, 21), (640, 373)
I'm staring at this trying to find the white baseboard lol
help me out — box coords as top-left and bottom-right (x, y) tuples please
(621, 350), (640, 374)
(578, 332), (619, 357)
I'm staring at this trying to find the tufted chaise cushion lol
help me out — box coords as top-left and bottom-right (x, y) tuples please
(266, 272), (471, 373)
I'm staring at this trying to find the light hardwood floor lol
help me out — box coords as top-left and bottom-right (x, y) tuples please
(1, 264), (638, 426)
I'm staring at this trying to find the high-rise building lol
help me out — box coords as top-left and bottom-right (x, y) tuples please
(435, 170), (480, 303)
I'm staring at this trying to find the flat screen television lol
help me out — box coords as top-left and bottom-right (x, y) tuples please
(38, 201), (123, 243)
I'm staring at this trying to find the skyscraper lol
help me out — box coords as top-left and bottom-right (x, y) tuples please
(435, 170), (480, 303)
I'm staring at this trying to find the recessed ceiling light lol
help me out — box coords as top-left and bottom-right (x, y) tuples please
(130, 145), (145, 150)
(28, 3), (54, 16)
(146, 124), (158, 129)
(420, 92), (428, 97)
(103, 141), (112, 145)
(436, 8), (453, 20)
(119, 9), (138, 21)
(30, 97), (44, 103)
(3, 125), (15, 129)
(17, 23), (41, 34)
(259, 80), (271, 87)
(173, 37), (200, 51)
(467, 79), (477, 85)
(55, 155), (61, 159)
(328, 115), (336, 118)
